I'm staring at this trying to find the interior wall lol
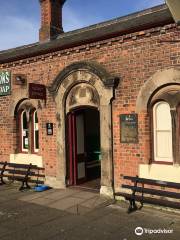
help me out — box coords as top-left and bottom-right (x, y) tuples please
(84, 108), (100, 161)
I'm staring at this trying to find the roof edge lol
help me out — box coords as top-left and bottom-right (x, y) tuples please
(0, 4), (174, 64)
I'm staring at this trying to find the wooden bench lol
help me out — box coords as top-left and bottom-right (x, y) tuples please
(115, 175), (180, 213)
(0, 161), (45, 191)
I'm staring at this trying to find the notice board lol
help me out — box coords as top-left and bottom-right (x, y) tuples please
(120, 114), (138, 143)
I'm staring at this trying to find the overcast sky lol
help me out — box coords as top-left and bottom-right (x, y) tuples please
(0, 0), (165, 51)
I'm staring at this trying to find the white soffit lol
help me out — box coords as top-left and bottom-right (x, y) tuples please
(166, 0), (180, 24)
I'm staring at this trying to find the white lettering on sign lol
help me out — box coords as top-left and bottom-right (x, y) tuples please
(0, 72), (10, 84)
(0, 85), (10, 93)
(0, 71), (11, 96)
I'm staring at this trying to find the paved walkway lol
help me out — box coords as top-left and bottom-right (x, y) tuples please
(0, 184), (179, 240)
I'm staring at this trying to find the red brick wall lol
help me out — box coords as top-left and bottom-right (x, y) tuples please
(39, 0), (64, 41)
(0, 23), (180, 184)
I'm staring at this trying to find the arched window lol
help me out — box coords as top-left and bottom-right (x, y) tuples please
(153, 101), (173, 162)
(19, 108), (39, 153)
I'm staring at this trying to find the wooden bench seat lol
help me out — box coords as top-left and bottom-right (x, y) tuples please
(115, 175), (180, 213)
(0, 161), (45, 191)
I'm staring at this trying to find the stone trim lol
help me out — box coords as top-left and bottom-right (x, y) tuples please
(136, 68), (180, 112)
(48, 61), (120, 93)
(54, 63), (116, 195)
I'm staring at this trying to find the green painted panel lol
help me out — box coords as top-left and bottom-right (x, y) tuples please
(0, 71), (11, 96)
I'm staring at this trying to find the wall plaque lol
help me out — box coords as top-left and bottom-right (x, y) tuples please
(120, 114), (138, 143)
(46, 123), (53, 136)
(29, 83), (46, 100)
(0, 71), (11, 96)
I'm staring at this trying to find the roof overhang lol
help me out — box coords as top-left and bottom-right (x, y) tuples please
(166, 0), (180, 25)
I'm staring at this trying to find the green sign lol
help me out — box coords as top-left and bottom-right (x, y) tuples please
(0, 71), (11, 96)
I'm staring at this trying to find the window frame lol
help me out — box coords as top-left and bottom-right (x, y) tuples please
(152, 101), (173, 163)
(20, 110), (29, 153)
(149, 86), (180, 165)
(32, 110), (39, 153)
(18, 108), (39, 154)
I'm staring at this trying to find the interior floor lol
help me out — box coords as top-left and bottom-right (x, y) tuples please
(70, 178), (101, 192)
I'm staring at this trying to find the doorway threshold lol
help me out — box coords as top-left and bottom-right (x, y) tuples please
(69, 178), (101, 193)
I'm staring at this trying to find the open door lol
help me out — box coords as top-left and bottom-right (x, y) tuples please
(67, 111), (86, 186)
(67, 112), (76, 185)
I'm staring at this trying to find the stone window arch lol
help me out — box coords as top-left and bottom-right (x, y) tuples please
(16, 100), (39, 154)
(149, 85), (180, 164)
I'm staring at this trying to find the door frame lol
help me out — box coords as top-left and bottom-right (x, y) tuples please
(66, 106), (100, 186)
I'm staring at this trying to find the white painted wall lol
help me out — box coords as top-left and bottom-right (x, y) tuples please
(10, 154), (43, 167)
(139, 164), (180, 183)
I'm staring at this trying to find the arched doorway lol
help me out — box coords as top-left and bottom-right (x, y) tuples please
(48, 61), (119, 197)
(66, 107), (101, 189)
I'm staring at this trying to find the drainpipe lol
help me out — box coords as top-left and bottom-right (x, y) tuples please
(110, 77), (120, 201)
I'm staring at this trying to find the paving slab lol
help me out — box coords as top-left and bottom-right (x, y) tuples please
(49, 196), (85, 211)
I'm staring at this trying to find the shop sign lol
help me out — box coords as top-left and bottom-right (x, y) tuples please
(120, 114), (138, 143)
(0, 71), (11, 96)
(29, 83), (46, 100)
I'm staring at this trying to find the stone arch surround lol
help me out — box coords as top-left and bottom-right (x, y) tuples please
(136, 68), (180, 112)
(136, 68), (180, 183)
(49, 61), (119, 197)
(65, 82), (100, 112)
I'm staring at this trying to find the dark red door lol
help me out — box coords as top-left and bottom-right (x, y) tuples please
(67, 111), (86, 186)
(67, 112), (77, 185)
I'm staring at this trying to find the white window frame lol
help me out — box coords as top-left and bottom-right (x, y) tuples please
(153, 101), (173, 162)
(21, 110), (28, 152)
(33, 110), (39, 153)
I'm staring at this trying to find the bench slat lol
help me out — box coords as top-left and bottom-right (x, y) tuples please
(6, 163), (32, 169)
(122, 184), (180, 199)
(28, 179), (44, 184)
(116, 192), (180, 209)
(0, 162), (7, 165)
(123, 176), (180, 189)
(5, 176), (44, 184)
(7, 169), (35, 175)
(29, 166), (45, 171)
(31, 174), (45, 178)
(7, 175), (26, 180)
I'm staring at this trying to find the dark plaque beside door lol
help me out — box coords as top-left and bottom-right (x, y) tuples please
(46, 123), (53, 136)
(120, 114), (138, 143)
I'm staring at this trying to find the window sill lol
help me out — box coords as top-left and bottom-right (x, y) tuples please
(18, 150), (39, 155)
(151, 160), (173, 165)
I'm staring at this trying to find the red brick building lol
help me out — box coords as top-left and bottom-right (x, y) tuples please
(0, 1), (180, 197)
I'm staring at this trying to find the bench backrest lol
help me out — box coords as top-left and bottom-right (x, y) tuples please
(123, 176), (180, 189)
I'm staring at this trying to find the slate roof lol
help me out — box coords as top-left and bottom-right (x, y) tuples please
(0, 4), (174, 64)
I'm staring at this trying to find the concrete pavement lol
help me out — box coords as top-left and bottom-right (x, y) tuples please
(0, 184), (179, 240)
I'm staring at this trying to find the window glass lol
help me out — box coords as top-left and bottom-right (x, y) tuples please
(153, 102), (173, 162)
(22, 111), (29, 151)
(34, 111), (39, 152)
